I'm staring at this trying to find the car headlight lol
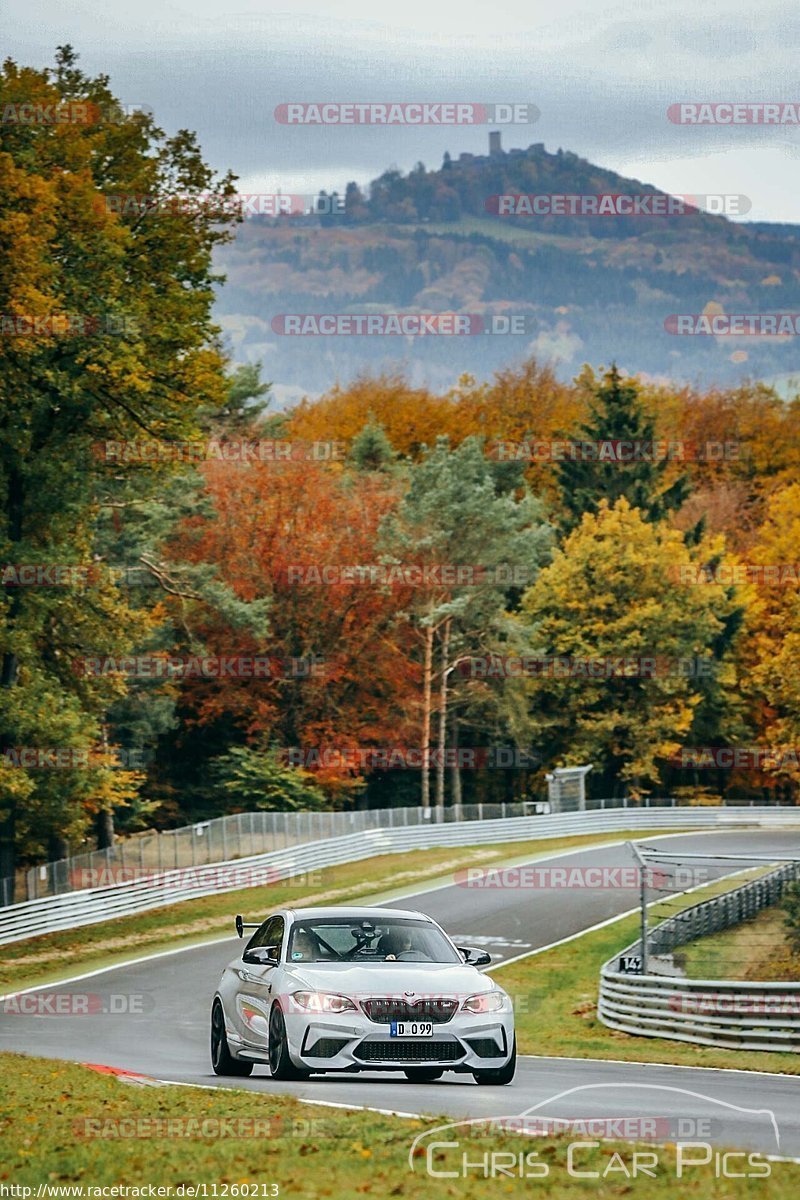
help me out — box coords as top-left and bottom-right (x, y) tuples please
(290, 991), (357, 1014)
(461, 991), (506, 1014)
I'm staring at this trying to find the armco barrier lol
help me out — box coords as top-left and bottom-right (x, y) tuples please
(26, 802), (555, 900)
(1, 805), (797, 947)
(598, 972), (800, 1053)
(21, 795), (778, 901)
(599, 862), (800, 1052)
(647, 862), (800, 957)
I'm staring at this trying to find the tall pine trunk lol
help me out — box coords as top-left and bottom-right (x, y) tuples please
(96, 808), (115, 851)
(0, 464), (24, 901)
(420, 621), (434, 808)
(450, 712), (462, 808)
(435, 618), (451, 809)
(95, 727), (116, 850)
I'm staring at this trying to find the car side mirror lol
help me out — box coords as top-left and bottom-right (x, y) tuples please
(458, 946), (492, 967)
(243, 945), (279, 966)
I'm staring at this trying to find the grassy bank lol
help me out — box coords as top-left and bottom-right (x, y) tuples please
(1, 1052), (797, 1195)
(679, 905), (800, 982)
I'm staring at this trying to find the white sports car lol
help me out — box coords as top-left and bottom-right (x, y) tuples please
(211, 905), (516, 1085)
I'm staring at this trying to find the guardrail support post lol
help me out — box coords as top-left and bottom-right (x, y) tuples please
(629, 841), (649, 975)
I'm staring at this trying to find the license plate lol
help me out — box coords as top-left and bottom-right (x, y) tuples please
(390, 1020), (434, 1037)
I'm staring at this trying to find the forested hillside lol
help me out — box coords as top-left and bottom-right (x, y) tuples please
(216, 138), (800, 390)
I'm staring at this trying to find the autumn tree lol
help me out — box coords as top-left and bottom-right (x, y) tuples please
(514, 498), (743, 795)
(379, 438), (551, 808)
(209, 746), (328, 812)
(287, 375), (454, 458)
(157, 458), (418, 813)
(0, 47), (238, 886)
(741, 484), (800, 792)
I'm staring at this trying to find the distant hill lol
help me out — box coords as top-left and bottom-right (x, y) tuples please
(214, 135), (800, 395)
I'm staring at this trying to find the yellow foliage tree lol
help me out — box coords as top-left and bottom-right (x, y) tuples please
(515, 499), (743, 794)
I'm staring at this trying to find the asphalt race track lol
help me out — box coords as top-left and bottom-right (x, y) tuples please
(2, 829), (799, 1157)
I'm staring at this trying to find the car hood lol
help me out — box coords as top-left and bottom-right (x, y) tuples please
(282, 961), (499, 998)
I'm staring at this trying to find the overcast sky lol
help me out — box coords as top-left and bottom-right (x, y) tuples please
(6, 0), (799, 221)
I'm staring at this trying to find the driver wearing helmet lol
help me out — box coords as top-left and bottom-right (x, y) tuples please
(378, 929), (413, 960)
(291, 929), (317, 961)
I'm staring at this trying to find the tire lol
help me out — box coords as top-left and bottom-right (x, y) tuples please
(472, 1035), (516, 1086)
(211, 1000), (253, 1077)
(403, 1068), (444, 1083)
(268, 1004), (311, 1081)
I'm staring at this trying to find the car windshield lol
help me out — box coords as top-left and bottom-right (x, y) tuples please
(287, 917), (461, 964)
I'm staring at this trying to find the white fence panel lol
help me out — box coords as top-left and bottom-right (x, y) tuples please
(2, 805), (798, 947)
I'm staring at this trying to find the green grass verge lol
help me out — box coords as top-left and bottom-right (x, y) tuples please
(1, 830), (687, 994)
(495, 871), (800, 1075)
(678, 905), (800, 982)
(1, 1052), (798, 1195)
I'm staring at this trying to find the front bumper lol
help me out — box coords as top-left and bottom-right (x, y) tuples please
(225, 990), (515, 1072)
(282, 1007), (514, 1071)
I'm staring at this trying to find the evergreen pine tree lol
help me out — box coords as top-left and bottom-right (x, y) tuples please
(555, 365), (690, 532)
(349, 414), (397, 472)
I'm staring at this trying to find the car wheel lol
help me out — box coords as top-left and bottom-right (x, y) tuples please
(472, 1036), (516, 1086)
(403, 1068), (444, 1083)
(268, 1004), (310, 1080)
(211, 1000), (253, 1077)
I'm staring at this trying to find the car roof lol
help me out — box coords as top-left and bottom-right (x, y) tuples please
(285, 905), (434, 922)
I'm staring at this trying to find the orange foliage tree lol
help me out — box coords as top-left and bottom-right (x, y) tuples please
(166, 459), (420, 797)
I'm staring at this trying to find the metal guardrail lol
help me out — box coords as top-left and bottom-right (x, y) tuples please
(21, 802), (546, 901)
(17, 795), (780, 902)
(647, 863), (800, 957)
(1, 804), (797, 948)
(599, 862), (800, 1052)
